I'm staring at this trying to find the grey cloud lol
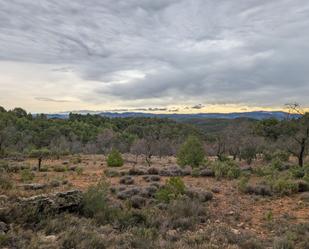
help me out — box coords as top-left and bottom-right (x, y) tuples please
(35, 97), (71, 103)
(191, 104), (205, 110)
(1, 0), (309, 108)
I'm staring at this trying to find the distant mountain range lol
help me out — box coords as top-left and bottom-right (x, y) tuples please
(46, 111), (300, 120)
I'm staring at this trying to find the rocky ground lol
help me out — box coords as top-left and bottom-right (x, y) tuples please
(0, 154), (309, 248)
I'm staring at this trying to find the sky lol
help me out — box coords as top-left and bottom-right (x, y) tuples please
(0, 0), (309, 114)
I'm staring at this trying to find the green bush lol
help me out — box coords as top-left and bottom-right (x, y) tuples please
(76, 167), (83, 175)
(53, 165), (68, 172)
(82, 179), (118, 224)
(177, 136), (205, 168)
(20, 168), (35, 182)
(0, 173), (13, 190)
(238, 176), (250, 193)
(106, 149), (124, 167)
(156, 177), (186, 203)
(271, 178), (299, 196)
(0, 161), (9, 172)
(264, 150), (290, 163)
(191, 168), (200, 177)
(211, 160), (241, 180)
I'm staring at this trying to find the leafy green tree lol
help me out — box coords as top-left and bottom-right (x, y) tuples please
(106, 149), (124, 167)
(257, 104), (309, 167)
(29, 148), (51, 171)
(177, 136), (205, 167)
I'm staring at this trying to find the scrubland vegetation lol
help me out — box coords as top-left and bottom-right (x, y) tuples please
(0, 105), (309, 248)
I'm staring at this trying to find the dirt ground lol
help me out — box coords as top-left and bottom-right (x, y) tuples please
(3, 153), (308, 244)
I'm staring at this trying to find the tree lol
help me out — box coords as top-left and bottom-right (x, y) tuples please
(177, 136), (205, 167)
(257, 104), (309, 167)
(29, 148), (51, 171)
(106, 149), (124, 167)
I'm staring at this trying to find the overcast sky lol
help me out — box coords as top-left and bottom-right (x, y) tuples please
(0, 0), (309, 113)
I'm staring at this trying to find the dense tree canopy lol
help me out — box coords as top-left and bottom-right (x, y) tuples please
(0, 107), (200, 158)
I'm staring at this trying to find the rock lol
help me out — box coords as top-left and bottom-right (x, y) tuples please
(200, 168), (215, 177)
(68, 165), (77, 171)
(300, 192), (309, 202)
(62, 161), (69, 165)
(241, 165), (253, 172)
(21, 183), (47, 190)
(0, 221), (8, 234)
(166, 229), (179, 241)
(40, 235), (57, 244)
(119, 176), (134, 185)
(150, 182), (161, 189)
(13, 190), (83, 219)
(157, 203), (168, 210)
(231, 228), (240, 235)
(182, 166), (192, 176)
(130, 195), (146, 209)
(0, 195), (8, 206)
(297, 180), (309, 192)
(211, 187), (220, 193)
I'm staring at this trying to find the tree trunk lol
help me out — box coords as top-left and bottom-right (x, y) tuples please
(298, 139), (305, 167)
(38, 157), (42, 171)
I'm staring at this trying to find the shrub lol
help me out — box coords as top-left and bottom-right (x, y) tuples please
(166, 197), (207, 230)
(106, 149), (124, 167)
(264, 150), (290, 162)
(0, 173), (13, 190)
(53, 165), (68, 172)
(238, 176), (250, 193)
(155, 177), (185, 203)
(82, 179), (118, 224)
(273, 237), (294, 249)
(0, 161), (9, 172)
(20, 168), (35, 182)
(76, 167), (83, 175)
(271, 178), (298, 196)
(61, 227), (107, 249)
(70, 156), (82, 164)
(177, 136), (205, 168)
(211, 160), (241, 180)
(191, 168), (200, 177)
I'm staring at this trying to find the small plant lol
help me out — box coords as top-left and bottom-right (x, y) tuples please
(76, 167), (83, 175)
(70, 156), (82, 164)
(53, 165), (68, 172)
(177, 136), (205, 168)
(238, 176), (250, 193)
(106, 149), (124, 167)
(0, 173), (13, 190)
(264, 210), (273, 222)
(191, 168), (200, 177)
(273, 237), (294, 249)
(155, 177), (185, 203)
(271, 178), (298, 196)
(20, 168), (35, 182)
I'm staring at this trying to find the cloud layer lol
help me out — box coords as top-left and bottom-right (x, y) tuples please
(0, 0), (309, 112)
